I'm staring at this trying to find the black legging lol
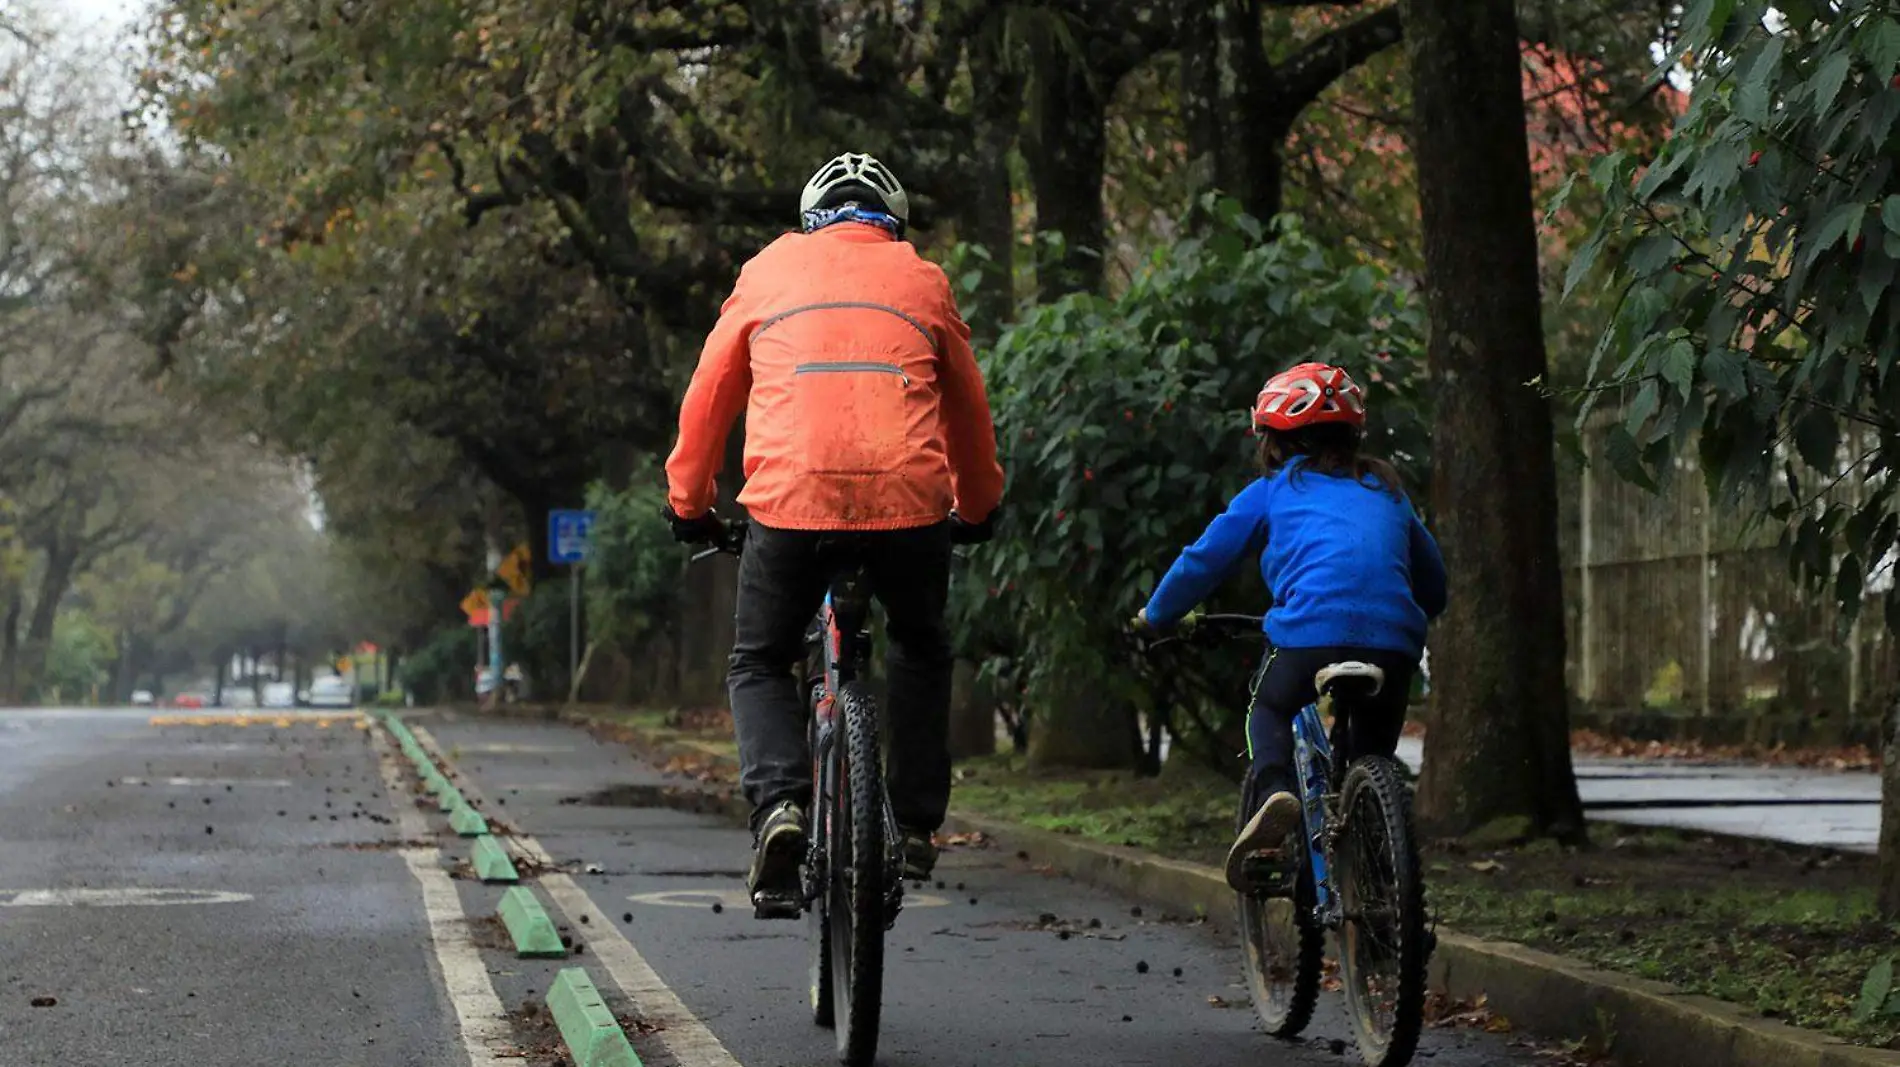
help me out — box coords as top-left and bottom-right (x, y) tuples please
(1244, 645), (1419, 801)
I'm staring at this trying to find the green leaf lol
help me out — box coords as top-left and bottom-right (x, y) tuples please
(1736, 35), (1786, 125)
(1659, 340), (1697, 398)
(1810, 50), (1852, 117)
(1604, 424), (1658, 492)
(1869, 18), (1900, 82)
(1565, 230), (1610, 297)
(1856, 957), (1894, 1024)
(1703, 349), (1748, 399)
(1881, 196), (1900, 237)
(1803, 201), (1866, 269)
(1794, 409), (1841, 471)
(1836, 553), (1864, 616)
(1626, 379), (1662, 437)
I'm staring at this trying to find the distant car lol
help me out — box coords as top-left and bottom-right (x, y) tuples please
(223, 687), (258, 709)
(261, 682), (296, 709)
(171, 693), (205, 709)
(306, 676), (354, 709)
(129, 689), (155, 707)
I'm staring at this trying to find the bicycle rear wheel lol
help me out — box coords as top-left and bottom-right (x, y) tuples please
(1235, 775), (1321, 1037)
(827, 682), (886, 1066)
(807, 693), (834, 1028)
(1335, 756), (1426, 1067)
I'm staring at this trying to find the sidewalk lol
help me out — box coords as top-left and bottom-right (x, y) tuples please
(1394, 738), (1881, 854)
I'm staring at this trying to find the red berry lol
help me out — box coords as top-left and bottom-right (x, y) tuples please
(1748, 150), (1762, 167)
(1083, 468), (1094, 481)
(1891, 74), (1900, 88)
(1855, 235), (1867, 253)
(1056, 510), (1067, 521)
(1123, 410), (1134, 422)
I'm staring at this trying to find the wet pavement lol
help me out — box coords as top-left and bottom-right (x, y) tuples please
(1395, 737), (1881, 853)
(424, 714), (1551, 1067)
(0, 705), (1555, 1066)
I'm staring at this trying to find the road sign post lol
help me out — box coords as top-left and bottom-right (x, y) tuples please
(548, 510), (596, 702)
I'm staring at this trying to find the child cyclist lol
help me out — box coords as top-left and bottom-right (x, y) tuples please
(1134, 362), (1446, 890)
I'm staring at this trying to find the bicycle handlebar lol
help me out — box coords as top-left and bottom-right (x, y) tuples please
(688, 522), (748, 563)
(1134, 612), (1265, 653)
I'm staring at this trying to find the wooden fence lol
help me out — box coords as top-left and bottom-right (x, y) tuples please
(1555, 417), (1897, 742)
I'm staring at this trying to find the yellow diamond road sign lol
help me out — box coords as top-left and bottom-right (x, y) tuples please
(496, 542), (531, 596)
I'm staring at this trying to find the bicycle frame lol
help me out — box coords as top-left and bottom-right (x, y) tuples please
(1290, 697), (1344, 928)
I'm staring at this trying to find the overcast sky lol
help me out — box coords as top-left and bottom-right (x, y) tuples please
(54, 0), (141, 34)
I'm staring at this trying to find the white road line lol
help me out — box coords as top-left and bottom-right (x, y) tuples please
(369, 726), (513, 1067)
(411, 723), (745, 1067)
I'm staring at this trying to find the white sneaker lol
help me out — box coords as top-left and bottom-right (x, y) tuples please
(1225, 791), (1301, 891)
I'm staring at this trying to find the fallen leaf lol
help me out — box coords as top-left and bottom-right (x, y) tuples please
(1468, 859), (1505, 873)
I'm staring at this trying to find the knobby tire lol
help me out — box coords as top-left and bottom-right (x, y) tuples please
(1336, 756), (1426, 1067)
(1236, 774), (1322, 1037)
(828, 682), (886, 1066)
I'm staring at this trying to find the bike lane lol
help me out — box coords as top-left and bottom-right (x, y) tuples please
(421, 713), (1550, 1067)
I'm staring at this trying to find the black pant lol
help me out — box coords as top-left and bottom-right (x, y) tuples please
(728, 520), (954, 836)
(1245, 645), (1418, 802)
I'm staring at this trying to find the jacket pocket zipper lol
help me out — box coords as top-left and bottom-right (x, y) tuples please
(795, 361), (911, 386)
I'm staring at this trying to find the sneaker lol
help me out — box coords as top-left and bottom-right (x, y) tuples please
(899, 827), (938, 882)
(1225, 791), (1302, 892)
(747, 800), (807, 918)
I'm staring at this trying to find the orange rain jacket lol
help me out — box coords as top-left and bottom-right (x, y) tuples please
(665, 223), (1005, 532)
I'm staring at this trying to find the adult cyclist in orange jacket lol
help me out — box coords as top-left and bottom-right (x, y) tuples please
(663, 152), (1005, 914)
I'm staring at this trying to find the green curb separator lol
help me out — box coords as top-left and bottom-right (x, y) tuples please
(498, 886), (566, 958)
(547, 967), (643, 1067)
(437, 787), (463, 813)
(471, 834), (518, 882)
(449, 802), (489, 837)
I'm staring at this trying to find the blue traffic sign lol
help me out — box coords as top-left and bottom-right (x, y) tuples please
(548, 510), (596, 565)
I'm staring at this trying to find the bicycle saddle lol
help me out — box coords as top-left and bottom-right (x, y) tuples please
(1314, 662), (1385, 699)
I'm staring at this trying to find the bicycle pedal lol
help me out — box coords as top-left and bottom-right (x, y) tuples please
(1240, 855), (1297, 898)
(750, 891), (802, 920)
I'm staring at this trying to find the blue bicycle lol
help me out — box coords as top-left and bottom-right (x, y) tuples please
(1140, 614), (1428, 1067)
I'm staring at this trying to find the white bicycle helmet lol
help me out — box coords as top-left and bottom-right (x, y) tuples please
(799, 152), (909, 224)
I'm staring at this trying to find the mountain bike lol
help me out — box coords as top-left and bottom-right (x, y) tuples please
(1136, 613), (1430, 1067)
(693, 522), (906, 1067)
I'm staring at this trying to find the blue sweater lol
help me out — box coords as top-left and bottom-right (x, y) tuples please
(1143, 461), (1447, 657)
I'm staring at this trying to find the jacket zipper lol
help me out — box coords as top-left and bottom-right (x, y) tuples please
(795, 361), (911, 386)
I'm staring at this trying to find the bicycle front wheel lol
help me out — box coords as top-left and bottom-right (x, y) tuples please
(1235, 773), (1321, 1037)
(827, 682), (886, 1066)
(1335, 756), (1427, 1067)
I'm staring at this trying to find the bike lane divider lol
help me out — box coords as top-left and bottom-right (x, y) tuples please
(549, 967), (646, 1067)
(407, 720), (747, 1067)
(472, 834), (521, 883)
(364, 716), (515, 1067)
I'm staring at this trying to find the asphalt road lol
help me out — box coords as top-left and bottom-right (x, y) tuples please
(0, 706), (1552, 1066)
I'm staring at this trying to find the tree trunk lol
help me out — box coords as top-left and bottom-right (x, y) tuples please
(1026, 45), (1111, 299)
(213, 654), (227, 706)
(1880, 698), (1900, 919)
(1027, 688), (1140, 769)
(961, 19), (1024, 335)
(1180, 0), (1284, 222)
(0, 588), (21, 704)
(947, 659), (996, 760)
(18, 545), (77, 700)
(1402, 0), (1584, 841)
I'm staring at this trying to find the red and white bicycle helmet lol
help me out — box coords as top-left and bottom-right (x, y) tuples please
(1251, 362), (1366, 434)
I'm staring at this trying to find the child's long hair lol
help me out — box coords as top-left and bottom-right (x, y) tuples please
(1257, 422), (1405, 498)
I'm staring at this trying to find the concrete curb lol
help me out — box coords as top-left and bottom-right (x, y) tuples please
(498, 886), (566, 958)
(575, 711), (1900, 1067)
(471, 834), (519, 884)
(547, 967), (644, 1067)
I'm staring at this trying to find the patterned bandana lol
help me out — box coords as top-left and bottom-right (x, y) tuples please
(800, 201), (905, 238)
